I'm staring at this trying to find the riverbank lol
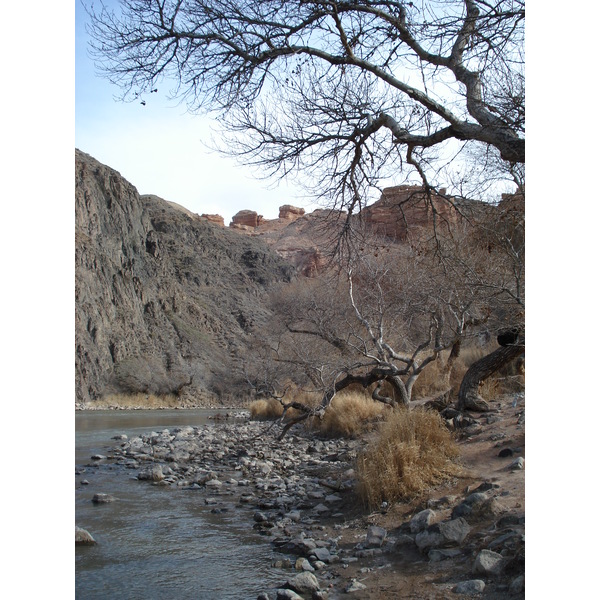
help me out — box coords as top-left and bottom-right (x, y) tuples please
(77, 394), (525, 599)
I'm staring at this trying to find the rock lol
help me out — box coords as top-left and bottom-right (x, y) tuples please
(276, 590), (304, 600)
(311, 591), (329, 600)
(415, 528), (445, 552)
(498, 447), (514, 458)
(410, 509), (435, 533)
(231, 209), (262, 228)
(75, 526), (96, 545)
(275, 536), (317, 557)
(365, 525), (387, 548)
(361, 185), (459, 241)
(256, 593), (270, 600)
(509, 457), (525, 470)
(205, 478), (223, 488)
(311, 547), (332, 563)
(285, 572), (320, 594)
(201, 213), (225, 227)
(91, 454), (107, 460)
(91, 493), (116, 504)
(453, 580), (485, 595)
(509, 574), (525, 594)
(473, 549), (504, 576)
(295, 558), (315, 572)
(345, 579), (367, 593)
(138, 465), (165, 482)
(438, 518), (471, 545)
(429, 548), (463, 562)
(279, 205), (305, 220)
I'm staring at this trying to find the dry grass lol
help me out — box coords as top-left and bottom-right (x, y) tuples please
(356, 408), (461, 509)
(249, 398), (285, 420)
(93, 393), (182, 409)
(411, 359), (450, 399)
(309, 391), (386, 438)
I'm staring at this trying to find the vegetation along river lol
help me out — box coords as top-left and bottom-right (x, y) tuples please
(75, 409), (287, 599)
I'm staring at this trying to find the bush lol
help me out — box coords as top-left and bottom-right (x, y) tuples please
(309, 391), (386, 438)
(356, 408), (461, 509)
(248, 398), (285, 420)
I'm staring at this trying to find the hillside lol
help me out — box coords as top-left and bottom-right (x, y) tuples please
(75, 149), (295, 405)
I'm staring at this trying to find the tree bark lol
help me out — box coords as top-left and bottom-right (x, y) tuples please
(457, 342), (524, 411)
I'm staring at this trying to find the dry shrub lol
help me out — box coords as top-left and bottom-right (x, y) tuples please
(310, 391), (386, 438)
(411, 359), (450, 399)
(248, 398), (284, 420)
(357, 408), (461, 509)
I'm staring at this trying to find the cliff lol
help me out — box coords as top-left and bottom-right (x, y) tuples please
(75, 149), (294, 405)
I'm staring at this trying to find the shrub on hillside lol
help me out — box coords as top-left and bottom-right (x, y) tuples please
(357, 408), (461, 509)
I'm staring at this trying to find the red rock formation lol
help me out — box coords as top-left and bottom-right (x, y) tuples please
(230, 210), (263, 228)
(362, 185), (459, 241)
(201, 214), (225, 227)
(279, 205), (305, 220)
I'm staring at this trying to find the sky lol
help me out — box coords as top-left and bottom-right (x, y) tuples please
(75, 0), (317, 225)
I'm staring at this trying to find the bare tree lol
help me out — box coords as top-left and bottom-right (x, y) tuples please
(260, 240), (491, 429)
(87, 0), (524, 214)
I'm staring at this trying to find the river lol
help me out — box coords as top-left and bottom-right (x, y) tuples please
(75, 409), (287, 599)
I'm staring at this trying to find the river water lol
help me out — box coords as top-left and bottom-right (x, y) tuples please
(75, 409), (287, 599)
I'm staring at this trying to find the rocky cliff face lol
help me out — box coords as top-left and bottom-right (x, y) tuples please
(75, 149), (294, 405)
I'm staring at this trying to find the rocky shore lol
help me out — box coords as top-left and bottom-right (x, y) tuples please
(77, 397), (525, 599)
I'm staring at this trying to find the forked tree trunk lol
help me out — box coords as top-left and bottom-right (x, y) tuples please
(457, 342), (524, 411)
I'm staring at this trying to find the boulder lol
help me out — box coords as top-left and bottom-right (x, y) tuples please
(285, 572), (320, 594)
(410, 509), (435, 533)
(365, 525), (387, 548)
(473, 549), (504, 576)
(75, 526), (96, 545)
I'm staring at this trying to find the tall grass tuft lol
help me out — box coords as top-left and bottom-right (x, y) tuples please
(310, 391), (386, 438)
(248, 398), (285, 420)
(356, 408), (461, 509)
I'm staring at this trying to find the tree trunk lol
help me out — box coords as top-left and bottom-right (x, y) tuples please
(442, 339), (462, 387)
(386, 375), (410, 406)
(457, 342), (524, 411)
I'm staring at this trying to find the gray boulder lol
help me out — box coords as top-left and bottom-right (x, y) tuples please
(285, 572), (320, 594)
(473, 549), (504, 576)
(75, 526), (96, 545)
(365, 525), (387, 548)
(410, 509), (435, 533)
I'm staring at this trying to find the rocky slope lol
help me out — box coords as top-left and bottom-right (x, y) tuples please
(75, 149), (295, 405)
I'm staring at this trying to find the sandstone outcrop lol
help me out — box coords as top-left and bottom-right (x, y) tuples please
(75, 149), (294, 405)
(200, 213), (225, 227)
(230, 209), (263, 228)
(279, 205), (305, 220)
(361, 185), (460, 241)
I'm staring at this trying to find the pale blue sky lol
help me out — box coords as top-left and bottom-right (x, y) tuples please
(75, 0), (314, 224)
